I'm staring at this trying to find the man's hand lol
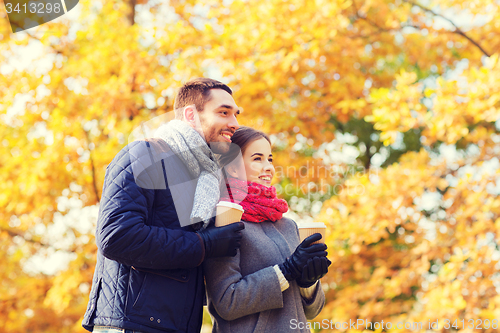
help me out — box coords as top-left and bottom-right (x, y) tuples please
(198, 222), (245, 259)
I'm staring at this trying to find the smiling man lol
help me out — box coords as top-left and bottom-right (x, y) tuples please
(174, 80), (240, 154)
(83, 78), (245, 333)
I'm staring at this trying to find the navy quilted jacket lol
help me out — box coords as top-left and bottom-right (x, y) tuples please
(82, 139), (206, 333)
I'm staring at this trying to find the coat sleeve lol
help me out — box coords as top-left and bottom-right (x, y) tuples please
(301, 281), (326, 320)
(204, 251), (285, 321)
(96, 140), (205, 270)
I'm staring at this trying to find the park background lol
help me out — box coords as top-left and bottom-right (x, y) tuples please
(1, 0), (500, 331)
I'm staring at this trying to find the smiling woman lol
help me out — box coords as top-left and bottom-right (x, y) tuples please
(204, 126), (331, 333)
(223, 128), (274, 186)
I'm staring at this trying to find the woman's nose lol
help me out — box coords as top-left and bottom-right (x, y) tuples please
(263, 161), (274, 172)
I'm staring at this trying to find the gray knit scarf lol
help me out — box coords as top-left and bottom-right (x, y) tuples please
(154, 119), (221, 229)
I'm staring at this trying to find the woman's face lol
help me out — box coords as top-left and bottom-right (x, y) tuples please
(228, 138), (275, 186)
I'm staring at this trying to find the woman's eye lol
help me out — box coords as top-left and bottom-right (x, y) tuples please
(254, 157), (261, 161)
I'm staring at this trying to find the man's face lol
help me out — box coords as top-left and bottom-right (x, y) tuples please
(197, 89), (240, 154)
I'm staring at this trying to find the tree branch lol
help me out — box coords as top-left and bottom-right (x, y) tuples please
(89, 149), (101, 203)
(352, 2), (391, 34)
(345, 23), (422, 39)
(403, 0), (491, 57)
(8, 20), (66, 55)
(128, 0), (137, 26)
(83, 129), (101, 203)
(2, 227), (52, 248)
(350, 0), (421, 39)
(0, 226), (77, 253)
(364, 141), (372, 171)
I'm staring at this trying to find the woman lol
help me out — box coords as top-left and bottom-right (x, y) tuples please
(204, 126), (331, 333)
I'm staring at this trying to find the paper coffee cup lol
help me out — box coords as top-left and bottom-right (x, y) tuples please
(215, 201), (244, 227)
(298, 222), (326, 244)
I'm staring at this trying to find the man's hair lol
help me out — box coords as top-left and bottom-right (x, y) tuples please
(218, 126), (271, 167)
(173, 78), (232, 120)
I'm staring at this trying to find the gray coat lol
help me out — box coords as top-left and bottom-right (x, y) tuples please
(204, 217), (325, 333)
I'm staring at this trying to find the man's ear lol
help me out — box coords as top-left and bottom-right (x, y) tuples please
(183, 106), (197, 127)
(183, 105), (205, 139)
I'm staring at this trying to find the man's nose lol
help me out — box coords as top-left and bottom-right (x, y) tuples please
(228, 114), (239, 130)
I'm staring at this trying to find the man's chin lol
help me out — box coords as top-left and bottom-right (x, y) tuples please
(208, 142), (231, 154)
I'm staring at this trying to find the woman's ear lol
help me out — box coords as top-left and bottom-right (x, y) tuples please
(225, 165), (239, 178)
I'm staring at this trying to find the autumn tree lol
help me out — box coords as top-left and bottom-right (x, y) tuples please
(0, 0), (499, 332)
(0, 0), (208, 330)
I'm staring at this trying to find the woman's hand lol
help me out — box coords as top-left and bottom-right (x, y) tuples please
(296, 256), (331, 288)
(279, 233), (327, 281)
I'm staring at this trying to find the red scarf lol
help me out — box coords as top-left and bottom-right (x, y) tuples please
(220, 178), (288, 223)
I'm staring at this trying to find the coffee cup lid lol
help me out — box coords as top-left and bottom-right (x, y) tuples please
(216, 201), (244, 212)
(298, 222), (326, 228)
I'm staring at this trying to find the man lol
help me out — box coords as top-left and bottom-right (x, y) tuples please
(82, 78), (245, 333)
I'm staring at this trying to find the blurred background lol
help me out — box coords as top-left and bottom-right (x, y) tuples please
(1, 0), (499, 331)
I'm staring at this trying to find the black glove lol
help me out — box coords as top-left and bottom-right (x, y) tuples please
(198, 222), (245, 259)
(296, 256), (332, 288)
(278, 233), (327, 281)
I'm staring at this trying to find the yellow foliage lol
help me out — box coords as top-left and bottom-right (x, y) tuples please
(1, 0), (500, 331)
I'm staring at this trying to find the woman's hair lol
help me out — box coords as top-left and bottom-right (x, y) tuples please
(218, 126), (271, 167)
